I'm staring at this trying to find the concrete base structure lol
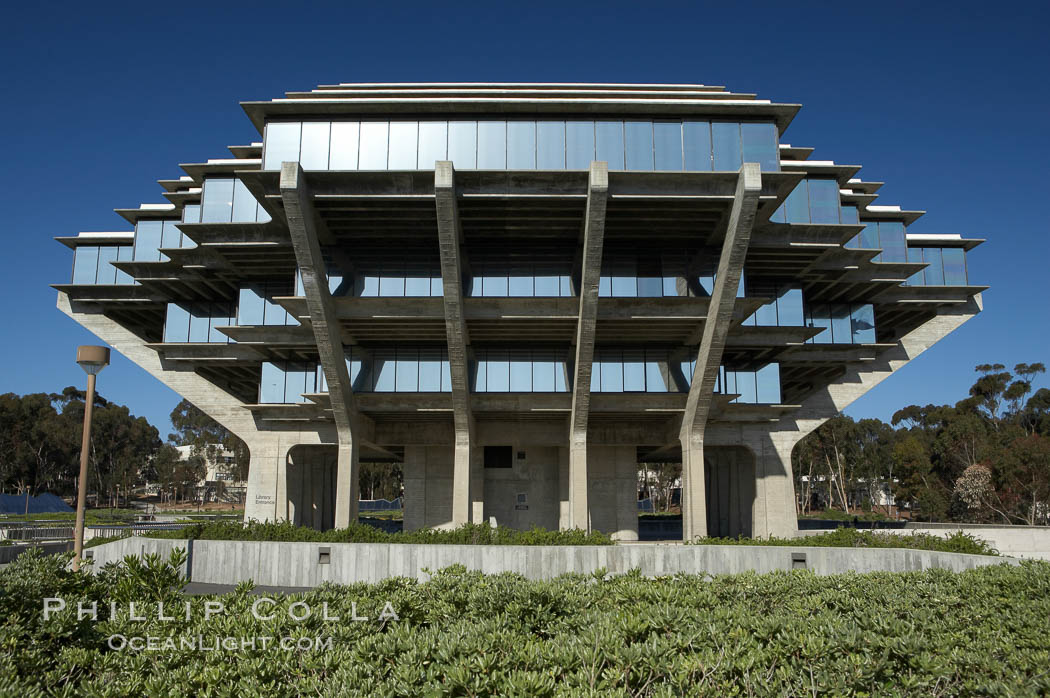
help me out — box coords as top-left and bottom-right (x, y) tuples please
(85, 537), (1017, 587)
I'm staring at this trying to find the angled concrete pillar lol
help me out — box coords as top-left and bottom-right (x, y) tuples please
(679, 163), (761, 540)
(280, 162), (360, 528)
(434, 162), (478, 526)
(568, 162), (609, 531)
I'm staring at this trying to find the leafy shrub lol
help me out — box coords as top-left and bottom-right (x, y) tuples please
(693, 528), (998, 555)
(145, 520), (614, 546)
(1, 548), (1048, 696)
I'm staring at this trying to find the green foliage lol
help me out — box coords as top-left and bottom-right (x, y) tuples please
(144, 520), (615, 545)
(799, 508), (892, 522)
(692, 528), (998, 555)
(2, 546), (1049, 696)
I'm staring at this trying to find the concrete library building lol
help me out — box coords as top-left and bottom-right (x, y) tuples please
(56, 83), (983, 540)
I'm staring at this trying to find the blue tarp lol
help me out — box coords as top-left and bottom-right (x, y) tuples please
(0, 493), (73, 515)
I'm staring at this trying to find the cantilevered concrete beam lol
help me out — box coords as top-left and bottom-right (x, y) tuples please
(568, 162), (609, 531)
(280, 162), (360, 528)
(434, 162), (478, 525)
(679, 163), (762, 541)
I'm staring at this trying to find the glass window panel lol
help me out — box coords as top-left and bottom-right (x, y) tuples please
(405, 276), (430, 296)
(209, 306), (231, 343)
(924, 247), (945, 285)
(740, 122), (779, 170)
(598, 276), (611, 296)
(851, 304), (876, 344)
(877, 221), (907, 263)
(600, 357), (623, 392)
(263, 122), (301, 170)
(231, 180), (258, 222)
(590, 363), (600, 392)
(329, 122), (359, 169)
(358, 122), (389, 169)
(611, 276), (636, 297)
(95, 246), (118, 285)
(419, 349), (442, 392)
(840, 204), (859, 224)
(560, 275), (572, 297)
(712, 122), (742, 170)
(72, 245), (98, 284)
(508, 276), (533, 296)
(595, 121), (624, 170)
(379, 276), (405, 297)
(487, 352), (510, 392)
(533, 356), (555, 392)
(507, 121), (536, 169)
(859, 221), (879, 249)
(483, 275), (508, 297)
(260, 362), (285, 403)
(698, 274), (715, 296)
(624, 121), (654, 170)
(477, 121), (506, 169)
(388, 121), (418, 169)
(534, 275), (559, 296)
(441, 357), (452, 392)
(473, 358), (486, 392)
(188, 305), (210, 342)
(133, 220), (164, 261)
(784, 181), (810, 223)
(201, 178), (234, 223)
(430, 276), (443, 296)
(623, 350), (645, 391)
(645, 357), (669, 392)
(753, 300), (778, 326)
(262, 295), (288, 326)
(661, 276), (678, 297)
(447, 121), (476, 169)
(536, 121), (565, 169)
(299, 122), (331, 170)
(555, 360), (569, 392)
(361, 276), (380, 296)
(777, 287), (804, 326)
(182, 204), (201, 224)
(565, 121), (595, 169)
(942, 248), (967, 285)
(830, 304), (853, 343)
(807, 179), (841, 225)
(905, 246), (925, 286)
(163, 303), (189, 342)
(735, 371), (758, 403)
(160, 220), (182, 250)
(653, 121), (683, 171)
(373, 351), (396, 392)
(510, 358), (532, 391)
(237, 286), (264, 325)
(395, 348), (418, 392)
(755, 363), (781, 403)
(416, 121), (448, 168)
(115, 246), (134, 284)
(808, 305), (832, 344)
(637, 276), (662, 298)
(683, 121), (712, 171)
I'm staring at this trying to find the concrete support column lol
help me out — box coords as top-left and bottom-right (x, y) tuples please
(567, 162), (608, 531)
(243, 435), (289, 522)
(435, 162), (478, 526)
(679, 164), (761, 541)
(281, 162), (362, 529)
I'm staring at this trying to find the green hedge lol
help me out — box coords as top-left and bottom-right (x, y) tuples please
(145, 520), (614, 546)
(1, 548), (1048, 696)
(692, 528), (999, 556)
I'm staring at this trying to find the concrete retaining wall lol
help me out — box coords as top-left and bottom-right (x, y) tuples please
(797, 523), (1050, 560)
(85, 537), (1017, 588)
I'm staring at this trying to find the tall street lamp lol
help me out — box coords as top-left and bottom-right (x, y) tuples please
(73, 345), (110, 571)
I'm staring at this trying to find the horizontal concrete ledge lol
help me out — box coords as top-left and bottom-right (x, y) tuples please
(797, 523), (1050, 561)
(85, 538), (1017, 588)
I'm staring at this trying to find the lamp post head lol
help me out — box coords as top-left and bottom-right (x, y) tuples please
(76, 345), (110, 376)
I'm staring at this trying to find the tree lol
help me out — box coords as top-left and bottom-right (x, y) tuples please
(169, 400), (248, 481)
(995, 434), (1050, 525)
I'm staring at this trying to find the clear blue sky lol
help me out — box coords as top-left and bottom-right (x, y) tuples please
(2, 1), (1047, 438)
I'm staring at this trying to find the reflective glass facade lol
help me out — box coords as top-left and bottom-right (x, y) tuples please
(599, 259), (745, 298)
(259, 362), (324, 403)
(742, 285), (805, 327)
(164, 302), (236, 343)
(193, 178), (271, 224)
(473, 349), (570, 392)
(237, 284), (298, 326)
(469, 268), (572, 297)
(132, 219), (194, 262)
(905, 247), (969, 286)
(846, 220), (908, 263)
(296, 265), (443, 298)
(71, 245), (135, 285)
(263, 120), (779, 172)
(805, 303), (876, 344)
(771, 178), (843, 224)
